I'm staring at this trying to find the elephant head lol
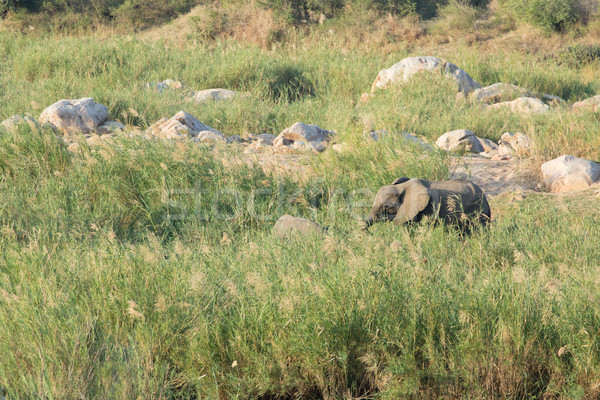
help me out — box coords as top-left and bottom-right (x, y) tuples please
(363, 178), (440, 230)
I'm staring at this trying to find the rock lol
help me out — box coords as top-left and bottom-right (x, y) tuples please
(146, 111), (221, 140)
(67, 142), (80, 153)
(572, 95), (600, 112)
(542, 94), (565, 106)
(487, 97), (549, 114)
(471, 83), (532, 104)
(371, 56), (481, 95)
(86, 135), (102, 147)
(1, 115), (40, 132)
(436, 129), (484, 153)
(272, 215), (324, 238)
(226, 135), (242, 144)
(97, 120), (125, 135)
(477, 137), (498, 152)
(274, 122), (335, 154)
(146, 79), (183, 93)
(332, 143), (348, 153)
(498, 132), (532, 158)
(191, 88), (244, 103)
(192, 130), (227, 143)
(541, 155), (600, 192)
(244, 134), (277, 153)
(249, 133), (277, 145)
(39, 98), (109, 135)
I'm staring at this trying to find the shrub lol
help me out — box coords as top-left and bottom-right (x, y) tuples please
(1, 0), (16, 17)
(553, 44), (600, 68)
(499, 0), (578, 32)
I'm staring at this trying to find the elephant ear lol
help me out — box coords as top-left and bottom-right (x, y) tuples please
(391, 177), (410, 185)
(394, 179), (433, 224)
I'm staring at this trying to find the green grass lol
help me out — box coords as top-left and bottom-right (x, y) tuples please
(1, 30), (600, 398)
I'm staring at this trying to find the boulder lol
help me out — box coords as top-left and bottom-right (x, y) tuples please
(40, 98), (109, 135)
(572, 95), (600, 112)
(487, 97), (549, 114)
(498, 132), (532, 158)
(477, 137), (498, 152)
(542, 94), (565, 106)
(226, 135), (242, 144)
(436, 129), (484, 153)
(274, 122), (335, 154)
(471, 83), (532, 104)
(541, 155), (600, 192)
(97, 121), (125, 135)
(192, 130), (227, 143)
(191, 88), (243, 103)
(1, 115), (40, 132)
(371, 56), (481, 95)
(272, 215), (324, 238)
(146, 111), (222, 140)
(145, 79), (183, 93)
(244, 134), (277, 153)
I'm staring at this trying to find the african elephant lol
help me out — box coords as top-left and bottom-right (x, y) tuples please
(363, 177), (491, 231)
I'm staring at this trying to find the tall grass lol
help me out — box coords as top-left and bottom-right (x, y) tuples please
(1, 30), (600, 398)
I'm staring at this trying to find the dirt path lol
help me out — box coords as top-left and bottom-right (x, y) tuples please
(449, 156), (543, 196)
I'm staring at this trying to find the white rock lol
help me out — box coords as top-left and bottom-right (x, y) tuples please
(471, 83), (532, 104)
(97, 120), (125, 135)
(191, 88), (243, 103)
(1, 115), (40, 132)
(273, 215), (324, 238)
(274, 122), (335, 154)
(541, 155), (600, 192)
(498, 132), (532, 158)
(146, 79), (183, 93)
(477, 137), (498, 152)
(146, 111), (221, 140)
(332, 143), (348, 153)
(371, 56), (481, 95)
(487, 97), (549, 114)
(436, 129), (484, 153)
(192, 130), (227, 143)
(572, 95), (600, 112)
(40, 98), (109, 135)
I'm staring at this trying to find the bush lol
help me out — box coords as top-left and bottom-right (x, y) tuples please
(553, 44), (600, 68)
(499, 0), (578, 32)
(1, 0), (16, 17)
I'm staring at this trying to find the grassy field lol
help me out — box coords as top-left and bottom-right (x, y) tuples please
(2, 10), (600, 398)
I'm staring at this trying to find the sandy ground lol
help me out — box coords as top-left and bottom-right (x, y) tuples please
(450, 156), (543, 196)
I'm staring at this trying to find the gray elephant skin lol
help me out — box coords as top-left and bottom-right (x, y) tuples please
(364, 178), (491, 231)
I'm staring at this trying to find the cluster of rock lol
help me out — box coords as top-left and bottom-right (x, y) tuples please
(363, 56), (600, 115)
(434, 129), (531, 160)
(1, 97), (337, 156)
(145, 80), (247, 104)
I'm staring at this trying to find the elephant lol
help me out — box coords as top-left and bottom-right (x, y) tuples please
(363, 177), (491, 232)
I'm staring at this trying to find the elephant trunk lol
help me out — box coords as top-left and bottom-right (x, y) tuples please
(362, 213), (375, 231)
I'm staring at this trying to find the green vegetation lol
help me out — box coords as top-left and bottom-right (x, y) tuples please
(499, 0), (578, 32)
(553, 43), (600, 68)
(2, 2), (600, 398)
